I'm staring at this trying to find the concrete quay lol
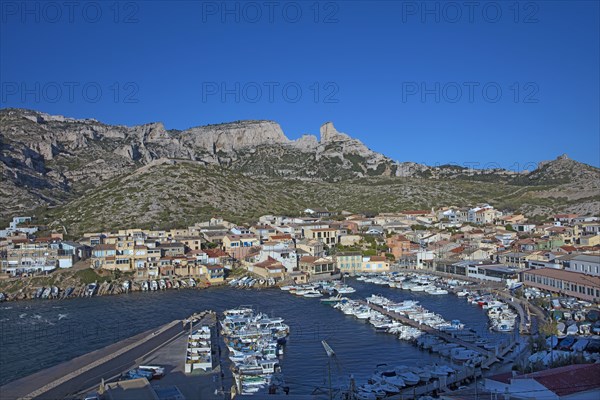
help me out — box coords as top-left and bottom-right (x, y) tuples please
(0, 320), (184, 400)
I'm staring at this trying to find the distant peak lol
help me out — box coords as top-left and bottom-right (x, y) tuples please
(320, 121), (350, 143)
(557, 153), (569, 160)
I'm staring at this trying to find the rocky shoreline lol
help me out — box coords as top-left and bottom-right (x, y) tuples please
(0, 277), (229, 303)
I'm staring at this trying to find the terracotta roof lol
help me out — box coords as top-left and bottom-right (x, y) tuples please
(369, 256), (387, 262)
(270, 234), (292, 240)
(554, 214), (578, 219)
(205, 248), (227, 258)
(559, 245), (578, 252)
(254, 257), (280, 268)
(93, 244), (115, 251)
(451, 246), (465, 254)
(300, 256), (317, 263)
(515, 364), (600, 396)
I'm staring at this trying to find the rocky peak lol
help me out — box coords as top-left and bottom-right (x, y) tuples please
(320, 121), (350, 143)
(181, 120), (289, 153)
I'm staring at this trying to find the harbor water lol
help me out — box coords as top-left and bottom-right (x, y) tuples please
(0, 279), (510, 393)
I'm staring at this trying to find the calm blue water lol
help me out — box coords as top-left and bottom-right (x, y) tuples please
(0, 279), (508, 392)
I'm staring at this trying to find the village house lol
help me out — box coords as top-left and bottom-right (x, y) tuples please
(580, 234), (600, 246)
(248, 257), (286, 282)
(176, 237), (204, 251)
(468, 205), (501, 225)
(498, 214), (527, 226)
(298, 256), (337, 280)
(496, 251), (532, 268)
(255, 240), (298, 272)
(1, 237), (83, 275)
(295, 238), (325, 258)
(158, 242), (186, 257)
(553, 213), (579, 224)
(0, 216), (39, 238)
(339, 234), (361, 246)
(303, 227), (340, 246)
(203, 265), (225, 283)
(303, 207), (335, 218)
(251, 224), (278, 240)
(335, 251), (362, 275)
(222, 233), (260, 259)
(386, 234), (412, 259)
(361, 256), (390, 273)
(204, 248), (230, 266)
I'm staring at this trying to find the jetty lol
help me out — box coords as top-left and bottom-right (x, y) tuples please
(360, 300), (520, 398)
(360, 300), (498, 359)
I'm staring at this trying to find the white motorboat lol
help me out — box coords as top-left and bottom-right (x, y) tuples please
(303, 291), (323, 298)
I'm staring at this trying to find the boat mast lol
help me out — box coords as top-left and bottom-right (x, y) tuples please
(321, 340), (335, 400)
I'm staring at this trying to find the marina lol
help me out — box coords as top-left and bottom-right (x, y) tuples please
(0, 278), (520, 398)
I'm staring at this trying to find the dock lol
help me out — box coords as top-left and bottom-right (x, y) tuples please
(359, 300), (498, 360)
(360, 300), (520, 398)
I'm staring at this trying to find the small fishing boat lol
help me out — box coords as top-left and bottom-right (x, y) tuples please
(41, 287), (51, 299)
(150, 280), (158, 291)
(86, 283), (98, 297)
(320, 294), (346, 304)
(142, 281), (149, 291)
(566, 323), (579, 335)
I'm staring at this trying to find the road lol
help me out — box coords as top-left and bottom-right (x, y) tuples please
(0, 321), (185, 400)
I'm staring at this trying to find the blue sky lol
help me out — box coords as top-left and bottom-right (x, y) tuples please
(1, 1), (598, 169)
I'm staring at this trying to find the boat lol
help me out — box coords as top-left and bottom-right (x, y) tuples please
(159, 279), (166, 290)
(41, 287), (51, 299)
(35, 287), (44, 298)
(50, 286), (60, 299)
(139, 365), (165, 378)
(320, 294), (347, 304)
(221, 307), (290, 396)
(189, 278), (196, 287)
(336, 286), (356, 294)
(142, 281), (149, 291)
(559, 336), (575, 350)
(566, 324), (579, 335)
(303, 290), (323, 298)
(122, 281), (130, 292)
(86, 283), (98, 297)
(122, 368), (154, 381)
(63, 287), (74, 298)
(150, 280), (158, 291)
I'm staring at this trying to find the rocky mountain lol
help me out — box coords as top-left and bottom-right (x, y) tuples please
(0, 108), (598, 234)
